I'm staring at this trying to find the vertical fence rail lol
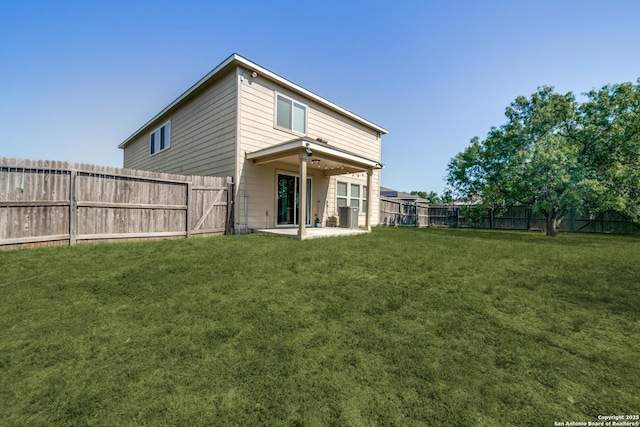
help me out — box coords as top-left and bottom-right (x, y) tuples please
(0, 158), (234, 250)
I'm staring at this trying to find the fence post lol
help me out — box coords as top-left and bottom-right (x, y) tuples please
(69, 170), (77, 246)
(185, 181), (192, 238)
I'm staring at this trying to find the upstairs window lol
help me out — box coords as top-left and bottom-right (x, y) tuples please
(276, 94), (306, 135)
(150, 121), (171, 155)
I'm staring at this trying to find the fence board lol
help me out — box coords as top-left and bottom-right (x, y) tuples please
(380, 197), (429, 227)
(0, 158), (233, 249)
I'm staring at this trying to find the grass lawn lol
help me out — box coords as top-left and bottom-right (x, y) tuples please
(0, 227), (638, 426)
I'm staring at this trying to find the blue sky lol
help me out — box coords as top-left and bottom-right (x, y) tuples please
(2, 0), (639, 193)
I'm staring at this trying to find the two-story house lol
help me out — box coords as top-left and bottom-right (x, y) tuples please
(119, 53), (388, 239)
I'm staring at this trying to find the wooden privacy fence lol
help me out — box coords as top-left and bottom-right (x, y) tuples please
(380, 197), (640, 235)
(380, 197), (429, 227)
(427, 205), (640, 234)
(0, 158), (234, 250)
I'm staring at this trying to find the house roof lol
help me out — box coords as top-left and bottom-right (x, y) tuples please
(380, 187), (399, 197)
(381, 187), (420, 200)
(380, 187), (428, 203)
(119, 53), (388, 149)
(246, 136), (383, 176)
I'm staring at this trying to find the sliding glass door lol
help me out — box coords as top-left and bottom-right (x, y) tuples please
(277, 173), (311, 226)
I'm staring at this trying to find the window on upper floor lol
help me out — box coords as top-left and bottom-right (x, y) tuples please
(150, 121), (171, 155)
(276, 94), (306, 135)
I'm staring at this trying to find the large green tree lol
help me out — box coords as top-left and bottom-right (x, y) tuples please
(446, 87), (597, 236)
(578, 79), (640, 222)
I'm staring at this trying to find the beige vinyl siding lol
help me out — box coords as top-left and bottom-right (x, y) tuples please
(237, 72), (381, 229)
(238, 76), (381, 160)
(308, 109), (381, 161)
(123, 71), (237, 177)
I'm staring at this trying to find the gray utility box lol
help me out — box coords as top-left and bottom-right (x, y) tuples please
(338, 206), (359, 229)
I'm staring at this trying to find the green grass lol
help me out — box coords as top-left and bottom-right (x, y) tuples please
(0, 228), (638, 426)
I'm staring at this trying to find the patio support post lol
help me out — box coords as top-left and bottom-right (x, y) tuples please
(365, 169), (373, 231)
(298, 153), (308, 239)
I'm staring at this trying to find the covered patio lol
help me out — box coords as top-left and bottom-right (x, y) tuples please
(246, 137), (383, 240)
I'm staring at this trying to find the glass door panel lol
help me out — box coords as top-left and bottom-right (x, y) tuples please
(277, 173), (311, 226)
(277, 174), (296, 225)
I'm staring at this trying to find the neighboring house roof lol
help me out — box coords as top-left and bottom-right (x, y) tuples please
(119, 53), (388, 149)
(380, 187), (398, 198)
(380, 187), (428, 203)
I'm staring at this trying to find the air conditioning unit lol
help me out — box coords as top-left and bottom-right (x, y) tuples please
(338, 206), (359, 229)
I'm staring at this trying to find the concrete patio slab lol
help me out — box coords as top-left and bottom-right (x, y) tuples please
(254, 227), (368, 240)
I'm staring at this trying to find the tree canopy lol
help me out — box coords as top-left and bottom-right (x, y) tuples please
(446, 80), (640, 236)
(579, 81), (640, 221)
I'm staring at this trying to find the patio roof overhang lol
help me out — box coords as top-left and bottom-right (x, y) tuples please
(245, 137), (383, 176)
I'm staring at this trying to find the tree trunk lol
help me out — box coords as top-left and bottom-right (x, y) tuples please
(544, 210), (561, 237)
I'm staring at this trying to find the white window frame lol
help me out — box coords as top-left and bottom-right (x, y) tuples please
(337, 181), (367, 214)
(274, 93), (307, 135)
(150, 121), (171, 155)
(336, 181), (348, 208)
(275, 170), (313, 227)
(362, 185), (368, 214)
